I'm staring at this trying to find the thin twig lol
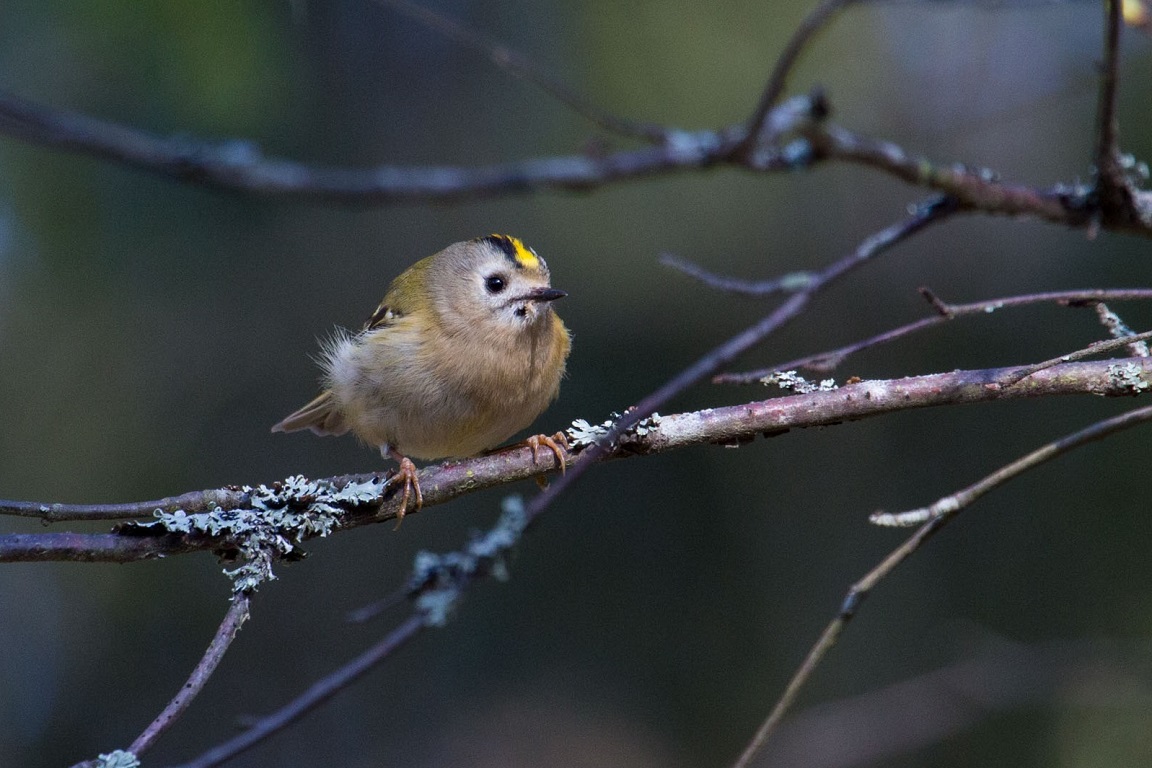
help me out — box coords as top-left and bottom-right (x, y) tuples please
(171, 615), (424, 768)
(996, 329), (1152, 388)
(872, 403), (1152, 527)
(345, 585), (410, 624)
(716, 288), (1152, 382)
(0, 488), (251, 522)
(372, 0), (669, 143)
(660, 252), (816, 296)
(127, 594), (252, 756)
(1093, 302), (1150, 356)
(1093, 0), (1129, 219)
(737, 0), (862, 160)
(732, 513), (950, 768)
(734, 402), (1152, 767)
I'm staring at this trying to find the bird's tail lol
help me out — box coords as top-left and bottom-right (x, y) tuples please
(271, 391), (349, 436)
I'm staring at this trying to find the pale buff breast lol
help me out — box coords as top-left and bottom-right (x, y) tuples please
(326, 313), (568, 460)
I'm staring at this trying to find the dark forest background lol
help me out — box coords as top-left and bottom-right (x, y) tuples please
(1, 2), (1150, 766)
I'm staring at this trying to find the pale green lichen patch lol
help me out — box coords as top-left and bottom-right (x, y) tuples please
(409, 495), (528, 626)
(143, 474), (387, 593)
(633, 412), (662, 436)
(567, 417), (613, 447)
(567, 411), (662, 450)
(761, 370), (838, 394)
(1107, 362), (1150, 394)
(95, 750), (140, 768)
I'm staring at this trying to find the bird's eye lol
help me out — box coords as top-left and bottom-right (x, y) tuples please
(485, 275), (507, 294)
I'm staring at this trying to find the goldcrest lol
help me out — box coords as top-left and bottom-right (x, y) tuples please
(273, 234), (571, 518)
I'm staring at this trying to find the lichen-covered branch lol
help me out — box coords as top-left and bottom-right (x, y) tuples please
(2, 357), (1148, 568)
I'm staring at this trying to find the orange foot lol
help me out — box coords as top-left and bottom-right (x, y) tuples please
(386, 456), (422, 528)
(525, 431), (569, 474)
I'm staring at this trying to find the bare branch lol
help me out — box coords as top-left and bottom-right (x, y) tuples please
(730, 522), (944, 768)
(808, 125), (1089, 225)
(0, 530), (201, 562)
(872, 402), (1152, 527)
(758, 638), (1152, 768)
(732, 503), (957, 767)
(0, 88), (721, 202)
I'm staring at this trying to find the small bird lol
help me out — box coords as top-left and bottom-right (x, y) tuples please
(272, 234), (571, 522)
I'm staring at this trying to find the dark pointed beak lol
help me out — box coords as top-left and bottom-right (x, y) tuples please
(525, 287), (568, 302)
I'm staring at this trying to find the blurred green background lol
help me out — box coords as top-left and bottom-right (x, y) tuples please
(1, 1), (1151, 766)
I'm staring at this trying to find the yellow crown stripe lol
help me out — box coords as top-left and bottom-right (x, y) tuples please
(509, 237), (541, 270)
(485, 233), (541, 270)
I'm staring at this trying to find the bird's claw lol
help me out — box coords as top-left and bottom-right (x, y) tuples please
(526, 431), (569, 474)
(387, 457), (422, 529)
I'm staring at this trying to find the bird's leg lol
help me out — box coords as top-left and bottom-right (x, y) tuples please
(381, 447), (422, 528)
(525, 431), (569, 474)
